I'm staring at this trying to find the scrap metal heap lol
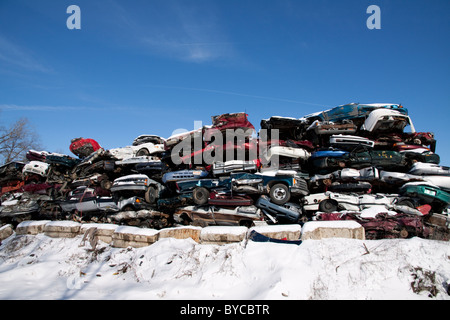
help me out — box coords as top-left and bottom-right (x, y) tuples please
(1, 105), (449, 240)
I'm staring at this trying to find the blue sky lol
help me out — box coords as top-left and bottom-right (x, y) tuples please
(0, 0), (449, 163)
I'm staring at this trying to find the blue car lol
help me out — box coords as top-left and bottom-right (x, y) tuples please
(174, 177), (232, 205)
(305, 103), (408, 124)
(231, 172), (309, 205)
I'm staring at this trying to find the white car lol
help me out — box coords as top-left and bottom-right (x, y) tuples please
(360, 109), (415, 133)
(303, 191), (399, 212)
(329, 134), (375, 149)
(261, 145), (311, 162)
(408, 162), (450, 176)
(22, 161), (49, 177)
(111, 174), (165, 204)
(108, 135), (165, 160)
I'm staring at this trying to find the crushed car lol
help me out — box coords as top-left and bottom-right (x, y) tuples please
(304, 103), (408, 127)
(69, 137), (101, 158)
(399, 182), (450, 213)
(231, 171), (309, 205)
(173, 204), (264, 227)
(109, 135), (165, 159)
(58, 186), (150, 218)
(255, 195), (305, 224)
(111, 173), (166, 204)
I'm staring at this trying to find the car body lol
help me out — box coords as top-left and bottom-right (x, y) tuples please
(164, 127), (203, 150)
(403, 132), (436, 152)
(69, 137), (101, 158)
(310, 149), (406, 172)
(132, 135), (165, 146)
(109, 135), (165, 159)
(162, 169), (210, 184)
(111, 174), (166, 204)
(210, 112), (254, 131)
(306, 120), (358, 136)
(260, 116), (308, 140)
(208, 191), (254, 207)
(0, 162), (25, 179)
(45, 154), (81, 168)
(59, 186), (116, 214)
(22, 161), (50, 178)
(316, 211), (431, 239)
(255, 195), (303, 223)
(115, 156), (165, 177)
(347, 150), (406, 170)
(261, 145), (311, 163)
(408, 163), (450, 176)
(178, 140), (258, 166)
(59, 186), (149, 215)
(0, 179), (25, 196)
(399, 182), (450, 212)
(231, 171), (309, 205)
(204, 112), (255, 140)
(369, 131), (436, 153)
(398, 147), (440, 165)
(173, 205), (263, 227)
(70, 148), (116, 179)
(26, 150), (50, 162)
(70, 173), (112, 190)
(360, 109), (415, 133)
(329, 135), (375, 150)
(309, 150), (349, 172)
(0, 193), (48, 224)
(212, 160), (258, 176)
(111, 174), (152, 193)
(302, 191), (399, 213)
(304, 103), (408, 125)
(173, 177), (232, 205)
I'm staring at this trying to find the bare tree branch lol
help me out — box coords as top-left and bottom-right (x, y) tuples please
(0, 117), (42, 164)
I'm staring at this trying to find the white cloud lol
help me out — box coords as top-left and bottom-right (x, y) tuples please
(109, 0), (236, 63)
(0, 104), (82, 112)
(0, 35), (53, 73)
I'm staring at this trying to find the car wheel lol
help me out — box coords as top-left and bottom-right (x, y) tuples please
(396, 199), (415, 208)
(318, 199), (338, 213)
(193, 187), (209, 205)
(269, 183), (290, 205)
(145, 186), (158, 204)
(100, 179), (112, 190)
(136, 148), (150, 156)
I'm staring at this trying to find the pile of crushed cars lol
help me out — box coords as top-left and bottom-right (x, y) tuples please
(1, 103), (449, 240)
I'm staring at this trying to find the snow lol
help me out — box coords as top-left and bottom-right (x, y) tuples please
(114, 225), (159, 236)
(200, 226), (247, 236)
(0, 231), (449, 300)
(301, 220), (362, 233)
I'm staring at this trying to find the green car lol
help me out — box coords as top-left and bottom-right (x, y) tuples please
(311, 149), (406, 173)
(399, 182), (450, 213)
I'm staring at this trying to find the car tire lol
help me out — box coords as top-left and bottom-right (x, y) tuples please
(269, 183), (290, 205)
(136, 148), (150, 156)
(396, 199), (415, 208)
(100, 179), (112, 190)
(318, 199), (338, 213)
(193, 187), (209, 205)
(145, 186), (158, 204)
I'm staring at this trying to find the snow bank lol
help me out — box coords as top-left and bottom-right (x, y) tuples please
(0, 232), (448, 300)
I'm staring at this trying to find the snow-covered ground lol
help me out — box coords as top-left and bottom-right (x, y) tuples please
(0, 232), (449, 301)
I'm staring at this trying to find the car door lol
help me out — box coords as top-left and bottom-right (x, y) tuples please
(74, 188), (97, 212)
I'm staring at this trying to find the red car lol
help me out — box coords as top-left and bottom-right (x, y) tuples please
(204, 112), (255, 140)
(70, 138), (101, 158)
